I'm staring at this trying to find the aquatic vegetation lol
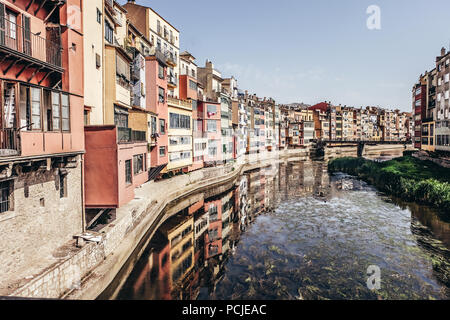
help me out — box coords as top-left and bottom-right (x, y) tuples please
(328, 156), (450, 215)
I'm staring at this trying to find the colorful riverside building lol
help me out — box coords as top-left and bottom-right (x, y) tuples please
(412, 75), (427, 149)
(179, 51), (205, 171)
(0, 0), (85, 285)
(123, 0), (192, 175)
(197, 98), (221, 167)
(83, 1), (152, 210)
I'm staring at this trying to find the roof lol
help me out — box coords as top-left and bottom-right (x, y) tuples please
(123, 2), (180, 33)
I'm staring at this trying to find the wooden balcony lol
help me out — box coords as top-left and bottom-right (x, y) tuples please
(0, 17), (63, 74)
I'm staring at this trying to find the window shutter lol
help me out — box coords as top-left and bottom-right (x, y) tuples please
(23, 16), (31, 55)
(0, 3), (5, 46)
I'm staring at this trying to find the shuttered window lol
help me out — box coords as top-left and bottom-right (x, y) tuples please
(116, 54), (130, 81)
(0, 3), (5, 46)
(23, 16), (31, 55)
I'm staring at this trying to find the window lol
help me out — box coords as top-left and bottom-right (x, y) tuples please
(133, 154), (144, 175)
(116, 54), (130, 86)
(5, 10), (17, 41)
(169, 136), (191, 145)
(96, 8), (102, 24)
(3, 83), (16, 129)
(169, 151), (191, 162)
(150, 116), (157, 134)
(189, 80), (197, 90)
(158, 87), (165, 103)
(160, 119), (166, 134)
(208, 140), (217, 156)
(158, 63), (165, 79)
(96, 53), (101, 69)
(51, 92), (60, 131)
(159, 146), (166, 156)
(157, 38), (161, 49)
(61, 94), (70, 131)
(114, 110), (128, 128)
(31, 87), (41, 130)
(59, 174), (67, 198)
(84, 109), (90, 126)
(169, 113), (191, 129)
(125, 160), (132, 185)
(0, 180), (12, 213)
(207, 120), (217, 132)
(191, 100), (197, 111)
(105, 20), (113, 43)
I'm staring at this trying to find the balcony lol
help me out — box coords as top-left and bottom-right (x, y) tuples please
(117, 128), (146, 144)
(167, 96), (191, 110)
(0, 17), (62, 72)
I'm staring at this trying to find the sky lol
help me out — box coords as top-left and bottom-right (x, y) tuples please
(119, 0), (450, 111)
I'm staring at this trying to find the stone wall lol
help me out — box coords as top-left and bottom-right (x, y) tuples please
(324, 146), (358, 161)
(0, 155), (83, 296)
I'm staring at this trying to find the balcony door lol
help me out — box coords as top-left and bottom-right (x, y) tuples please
(2, 82), (16, 129)
(4, 10), (17, 51)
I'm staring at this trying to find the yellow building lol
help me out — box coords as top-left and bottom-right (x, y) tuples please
(421, 121), (436, 152)
(161, 214), (194, 284)
(167, 97), (193, 172)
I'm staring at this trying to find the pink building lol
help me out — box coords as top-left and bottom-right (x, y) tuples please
(146, 53), (169, 178)
(84, 126), (148, 208)
(198, 100), (222, 166)
(204, 198), (222, 259)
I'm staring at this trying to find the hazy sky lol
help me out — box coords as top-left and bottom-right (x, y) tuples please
(119, 0), (450, 111)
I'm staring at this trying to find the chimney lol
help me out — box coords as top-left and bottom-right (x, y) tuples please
(128, 0), (136, 3)
(441, 47), (446, 57)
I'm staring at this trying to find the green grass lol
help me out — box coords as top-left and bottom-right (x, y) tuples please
(328, 156), (450, 215)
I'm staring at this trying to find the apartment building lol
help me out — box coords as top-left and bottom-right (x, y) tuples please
(309, 102), (330, 140)
(179, 51), (204, 171)
(235, 93), (248, 158)
(412, 75), (427, 149)
(124, 0), (180, 98)
(300, 108), (315, 144)
(420, 69), (437, 151)
(435, 48), (450, 152)
(198, 60), (234, 163)
(83, 1), (150, 209)
(0, 0), (85, 284)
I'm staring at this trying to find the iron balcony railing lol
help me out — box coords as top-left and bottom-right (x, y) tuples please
(117, 127), (146, 143)
(0, 128), (19, 155)
(0, 17), (62, 68)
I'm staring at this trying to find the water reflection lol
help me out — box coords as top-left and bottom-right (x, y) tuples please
(114, 161), (450, 300)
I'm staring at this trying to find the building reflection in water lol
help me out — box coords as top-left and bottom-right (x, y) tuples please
(116, 161), (330, 300)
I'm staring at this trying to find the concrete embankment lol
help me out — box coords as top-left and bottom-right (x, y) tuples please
(10, 149), (310, 300)
(8, 143), (407, 299)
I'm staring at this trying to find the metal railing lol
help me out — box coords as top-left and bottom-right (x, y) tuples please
(0, 128), (19, 154)
(0, 17), (62, 68)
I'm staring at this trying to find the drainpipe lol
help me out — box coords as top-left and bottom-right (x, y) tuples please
(81, 154), (86, 232)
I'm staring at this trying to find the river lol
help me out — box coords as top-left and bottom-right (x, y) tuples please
(104, 160), (450, 300)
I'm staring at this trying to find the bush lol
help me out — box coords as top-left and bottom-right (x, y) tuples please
(328, 156), (450, 216)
